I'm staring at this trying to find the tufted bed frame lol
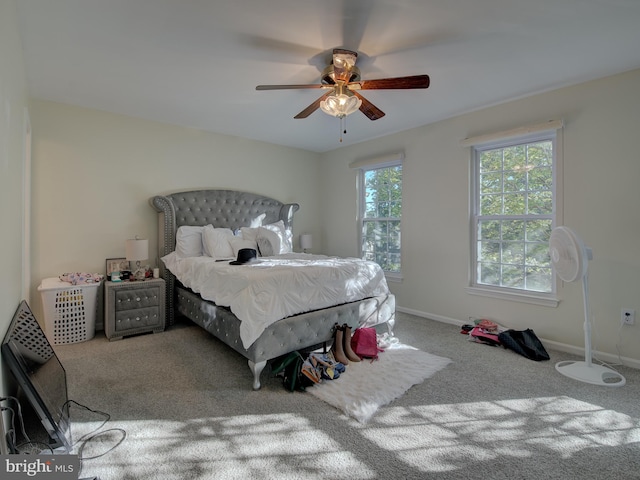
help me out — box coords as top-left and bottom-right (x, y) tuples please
(151, 189), (396, 389)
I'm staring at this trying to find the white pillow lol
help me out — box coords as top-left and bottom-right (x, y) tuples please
(239, 226), (260, 244)
(202, 225), (235, 259)
(256, 227), (281, 257)
(249, 213), (266, 228)
(175, 226), (204, 258)
(229, 237), (257, 257)
(262, 220), (293, 253)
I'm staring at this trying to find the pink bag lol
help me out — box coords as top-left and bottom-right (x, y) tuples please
(469, 326), (501, 346)
(351, 327), (382, 360)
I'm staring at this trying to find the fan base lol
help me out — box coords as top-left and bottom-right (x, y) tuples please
(555, 360), (626, 387)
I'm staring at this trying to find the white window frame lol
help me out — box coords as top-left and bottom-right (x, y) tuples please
(465, 122), (563, 307)
(353, 153), (404, 282)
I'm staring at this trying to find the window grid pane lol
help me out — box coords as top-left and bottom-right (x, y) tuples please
(474, 138), (554, 293)
(362, 165), (402, 273)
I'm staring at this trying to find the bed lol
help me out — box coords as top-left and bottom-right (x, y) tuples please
(151, 189), (396, 389)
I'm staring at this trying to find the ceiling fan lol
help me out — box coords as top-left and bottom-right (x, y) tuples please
(256, 48), (430, 122)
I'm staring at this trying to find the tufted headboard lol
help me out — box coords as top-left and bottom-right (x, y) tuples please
(150, 189), (300, 325)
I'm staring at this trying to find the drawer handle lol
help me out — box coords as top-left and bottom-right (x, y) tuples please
(136, 297), (141, 302)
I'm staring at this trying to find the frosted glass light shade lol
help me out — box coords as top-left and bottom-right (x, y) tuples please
(320, 93), (361, 118)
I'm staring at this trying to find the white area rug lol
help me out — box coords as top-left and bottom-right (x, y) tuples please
(308, 344), (452, 423)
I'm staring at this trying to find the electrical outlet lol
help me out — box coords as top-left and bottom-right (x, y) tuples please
(621, 308), (635, 325)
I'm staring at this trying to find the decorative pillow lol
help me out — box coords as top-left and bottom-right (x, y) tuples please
(262, 220), (293, 254)
(229, 237), (257, 257)
(202, 225), (235, 259)
(239, 226), (261, 244)
(175, 226), (204, 258)
(255, 227), (281, 257)
(249, 213), (266, 228)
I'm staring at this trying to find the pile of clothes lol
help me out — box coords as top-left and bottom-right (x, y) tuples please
(460, 318), (503, 346)
(59, 272), (104, 285)
(460, 318), (550, 361)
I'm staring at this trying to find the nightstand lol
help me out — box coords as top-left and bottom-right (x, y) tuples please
(104, 278), (166, 341)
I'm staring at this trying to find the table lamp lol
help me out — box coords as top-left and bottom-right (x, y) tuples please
(300, 233), (313, 253)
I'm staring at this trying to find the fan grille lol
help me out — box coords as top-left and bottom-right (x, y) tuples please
(550, 226), (587, 282)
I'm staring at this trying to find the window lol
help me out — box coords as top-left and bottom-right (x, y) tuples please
(358, 161), (403, 276)
(469, 124), (561, 304)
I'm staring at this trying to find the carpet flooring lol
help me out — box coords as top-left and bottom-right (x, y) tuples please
(47, 312), (640, 480)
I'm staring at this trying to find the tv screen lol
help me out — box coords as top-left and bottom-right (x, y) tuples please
(1, 300), (71, 452)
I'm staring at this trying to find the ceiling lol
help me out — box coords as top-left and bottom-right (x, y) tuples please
(15, 0), (640, 153)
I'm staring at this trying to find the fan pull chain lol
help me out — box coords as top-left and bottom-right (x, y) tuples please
(339, 116), (348, 143)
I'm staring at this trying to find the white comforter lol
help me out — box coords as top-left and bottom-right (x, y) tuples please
(162, 252), (389, 348)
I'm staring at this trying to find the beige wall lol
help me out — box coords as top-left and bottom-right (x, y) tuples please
(29, 101), (322, 321)
(320, 68), (640, 366)
(0, 0), (30, 398)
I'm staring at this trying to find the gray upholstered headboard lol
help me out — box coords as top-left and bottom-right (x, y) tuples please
(150, 189), (300, 325)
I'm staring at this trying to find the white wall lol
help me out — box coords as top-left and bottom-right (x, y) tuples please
(320, 68), (640, 366)
(29, 100), (322, 320)
(0, 0), (30, 398)
(0, 0), (28, 434)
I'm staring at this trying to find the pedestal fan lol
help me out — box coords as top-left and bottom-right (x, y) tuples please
(550, 226), (625, 387)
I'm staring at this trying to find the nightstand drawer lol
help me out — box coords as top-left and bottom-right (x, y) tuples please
(114, 307), (162, 332)
(114, 287), (161, 311)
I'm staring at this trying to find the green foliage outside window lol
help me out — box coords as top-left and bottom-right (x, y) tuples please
(362, 165), (402, 273)
(475, 140), (554, 292)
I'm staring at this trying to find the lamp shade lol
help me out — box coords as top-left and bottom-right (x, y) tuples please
(300, 234), (313, 250)
(320, 93), (362, 118)
(125, 238), (149, 262)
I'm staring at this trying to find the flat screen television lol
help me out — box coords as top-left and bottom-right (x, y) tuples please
(1, 300), (71, 453)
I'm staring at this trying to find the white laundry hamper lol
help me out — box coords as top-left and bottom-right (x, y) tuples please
(38, 277), (101, 344)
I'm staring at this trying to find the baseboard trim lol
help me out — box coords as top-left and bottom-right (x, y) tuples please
(396, 306), (640, 370)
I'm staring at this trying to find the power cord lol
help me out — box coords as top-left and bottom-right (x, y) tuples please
(1, 396), (126, 479)
(588, 312), (625, 372)
(1, 396), (31, 453)
(64, 399), (127, 478)
(614, 320), (627, 366)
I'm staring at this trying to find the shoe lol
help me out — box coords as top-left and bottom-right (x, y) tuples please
(311, 352), (346, 373)
(301, 358), (322, 384)
(320, 365), (340, 380)
(330, 323), (350, 365)
(342, 324), (361, 362)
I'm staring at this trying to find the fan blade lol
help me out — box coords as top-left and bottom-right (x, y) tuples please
(294, 91), (334, 119)
(352, 91), (385, 120)
(256, 84), (326, 90)
(352, 74), (430, 90)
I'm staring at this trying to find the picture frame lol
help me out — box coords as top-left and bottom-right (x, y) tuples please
(106, 257), (129, 275)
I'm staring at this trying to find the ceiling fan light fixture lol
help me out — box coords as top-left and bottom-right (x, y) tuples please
(257, 48), (429, 125)
(319, 92), (362, 118)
